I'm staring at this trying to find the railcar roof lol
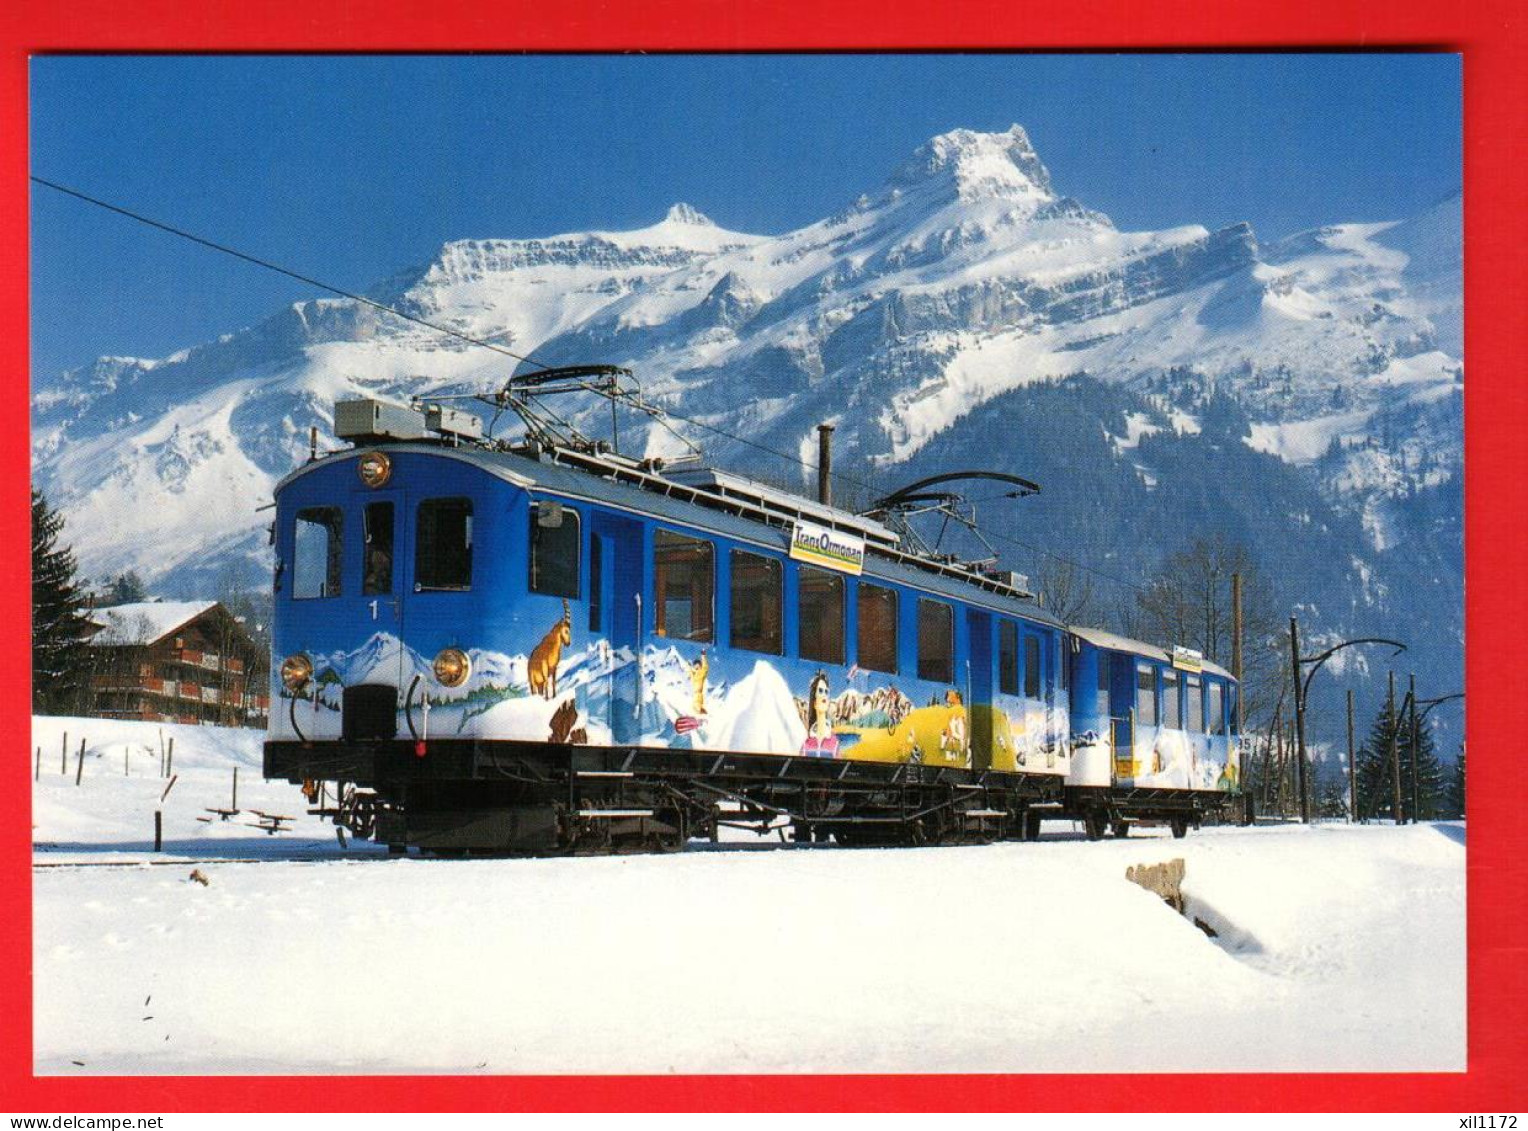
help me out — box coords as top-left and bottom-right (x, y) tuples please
(1068, 624), (1236, 682)
(277, 443), (1066, 629)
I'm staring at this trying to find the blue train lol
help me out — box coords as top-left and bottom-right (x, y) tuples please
(263, 378), (1244, 852)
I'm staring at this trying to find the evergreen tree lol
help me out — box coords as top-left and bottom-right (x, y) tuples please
(1444, 744), (1466, 819)
(31, 489), (93, 714)
(1314, 759), (1350, 820)
(100, 570), (148, 605)
(1354, 691), (1446, 821)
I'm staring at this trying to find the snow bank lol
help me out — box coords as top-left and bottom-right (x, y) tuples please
(30, 716), (1464, 1075)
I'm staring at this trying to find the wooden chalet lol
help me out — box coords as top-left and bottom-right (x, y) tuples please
(84, 601), (270, 727)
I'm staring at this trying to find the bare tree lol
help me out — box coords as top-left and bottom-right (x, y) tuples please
(1133, 534), (1284, 735)
(1036, 557), (1096, 624)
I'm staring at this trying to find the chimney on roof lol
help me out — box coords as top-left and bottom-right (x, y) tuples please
(817, 423), (835, 507)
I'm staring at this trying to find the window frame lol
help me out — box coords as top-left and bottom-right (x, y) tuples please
(729, 549), (784, 655)
(293, 505), (343, 600)
(362, 501), (394, 596)
(414, 496), (474, 592)
(1186, 673), (1204, 734)
(797, 565), (846, 666)
(1136, 663), (1158, 727)
(1023, 633), (1042, 699)
(1162, 667), (1181, 730)
(916, 598), (955, 684)
(654, 528), (715, 643)
(856, 581), (899, 675)
(1208, 679), (1225, 737)
(528, 502), (581, 600)
(998, 620), (1019, 696)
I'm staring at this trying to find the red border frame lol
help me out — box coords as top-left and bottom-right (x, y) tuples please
(4, 0), (1525, 1113)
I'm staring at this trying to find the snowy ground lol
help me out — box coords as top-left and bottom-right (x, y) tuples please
(30, 716), (1465, 1075)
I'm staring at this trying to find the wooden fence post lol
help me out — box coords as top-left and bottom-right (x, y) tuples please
(154, 810), (163, 852)
(232, 766), (239, 811)
(61, 731), (68, 775)
(166, 737), (174, 777)
(74, 737), (85, 786)
(35, 746), (41, 782)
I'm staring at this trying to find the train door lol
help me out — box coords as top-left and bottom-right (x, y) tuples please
(1109, 653), (1136, 783)
(356, 491), (406, 738)
(966, 609), (993, 770)
(590, 512), (644, 745)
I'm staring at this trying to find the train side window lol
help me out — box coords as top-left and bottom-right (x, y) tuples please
(1098, 654), (1112, 718)
(998, 620), (1019, 695)
(529, 502), (580, 599)
(1186, 674), (1204, 733)
(654, 530), (714, 642)
(1055, 636), (1067, 693)
(1023, 634), (1041, 698)
(857, 582), (898, 674)
(1162, 667), (1181, 729)
(1208, 680), (1225, 736)
(798, 566), (845, 665)
(293, 507), (342, 599)
(917, 599), (954, 683)
(362, 502), (394, 595)
(1137, 664), (1157, 727)
(415, 497), (473, 591)
(731, 550), (783, 654)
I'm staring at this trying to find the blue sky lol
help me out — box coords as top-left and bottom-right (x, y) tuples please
(30, 53), (1460, 380)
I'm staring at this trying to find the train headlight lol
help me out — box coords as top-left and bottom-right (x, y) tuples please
(357, 450), (392, 488)
(433, 647), (471, 688)
(280, 653), (313, 692)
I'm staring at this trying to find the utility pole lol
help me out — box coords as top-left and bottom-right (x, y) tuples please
(1410, 673), (1422, 823)
(1388, 671), (1404, 825)
(1347, 688), (1357, 823)
(1289, 617), (1310, 823)
(1231, 572), (1243, 732)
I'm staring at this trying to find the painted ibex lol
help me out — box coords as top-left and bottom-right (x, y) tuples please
(527, 599), (572, 699)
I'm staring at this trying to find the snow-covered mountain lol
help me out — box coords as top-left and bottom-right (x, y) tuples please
(30, 125), (1462, 742)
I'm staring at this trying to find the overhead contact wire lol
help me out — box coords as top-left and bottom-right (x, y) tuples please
(33, 173), (1150, 597)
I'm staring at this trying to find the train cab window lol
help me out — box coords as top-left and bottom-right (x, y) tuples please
(1162, 668), (1181, 729)
(917, 599), (954, 683)
(1208, 680), (1225, 736)
(655, 530), (713, 642)
(731, 550), (783, 654)
(857, 582), (898, 674)
(998, 620), (1019, 695)
(1228, 684), (1240, 736)
(798, 566), (845, 665)
(362, 502), (393, 595)
(1137, 664), (1158, 727)
(293, 507), (342, 599)
(529, 502), (580, 599)
(1186, 674), (1204, 733)
(1023, 633), (1041, 699)
(415, 498), (473, 591)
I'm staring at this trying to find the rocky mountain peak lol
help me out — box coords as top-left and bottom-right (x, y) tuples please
(888, 124), (1056, 202)
(663, 202), (715, 226)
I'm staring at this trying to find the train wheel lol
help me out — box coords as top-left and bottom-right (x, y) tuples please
(1171, 816), (1189, 839)
(1024, 812), (1043, 841)
(1111, 820), (1130, 838)
(1083, 812), (1105, 841)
